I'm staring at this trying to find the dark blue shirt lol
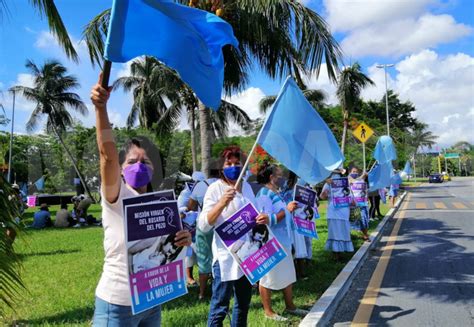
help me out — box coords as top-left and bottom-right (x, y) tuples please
(32, 210), (51, 229)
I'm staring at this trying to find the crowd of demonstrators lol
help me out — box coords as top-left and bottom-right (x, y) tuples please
(91, 77), (192, 325)
(319, 170), (354, 261)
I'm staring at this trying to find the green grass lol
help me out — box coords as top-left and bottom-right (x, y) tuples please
(3, 202), (389, 326)
(402, 177), (429, 187)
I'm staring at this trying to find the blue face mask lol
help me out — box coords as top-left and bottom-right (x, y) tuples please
(350, 173), (359, 179)
(223, 166), (241, 181)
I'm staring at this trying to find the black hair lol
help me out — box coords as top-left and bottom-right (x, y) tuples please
(252, 224), (269, 244)
(256, 161), (279, 185)
(161, 232), (184, 263)
(119, 137), (164, 192)
(287, 171), (297, 189)
(60, 202), (68, 210)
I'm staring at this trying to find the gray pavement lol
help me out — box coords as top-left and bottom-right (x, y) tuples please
(330, 177), (474, 326)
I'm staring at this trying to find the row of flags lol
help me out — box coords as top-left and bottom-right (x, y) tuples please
(103, 0), (407, 187)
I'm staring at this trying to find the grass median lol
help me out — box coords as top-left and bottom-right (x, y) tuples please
(4, 201), (389, 326)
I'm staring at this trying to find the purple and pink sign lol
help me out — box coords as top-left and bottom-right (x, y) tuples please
(216, 202), (287, 285)
(124, 195), (187, 315)
(351, 181), (368, 207)
(331, 177), (351, 208)
(293, 185), (319, 238)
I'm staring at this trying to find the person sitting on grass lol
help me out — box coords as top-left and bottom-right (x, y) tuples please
(91, 75), (192, 326)
(55, 202), (72, 228)
(31, 203), (52, 229)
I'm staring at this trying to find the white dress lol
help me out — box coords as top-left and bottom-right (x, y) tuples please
(322, 183), (354, 253)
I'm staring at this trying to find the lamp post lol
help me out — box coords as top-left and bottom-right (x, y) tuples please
(376, 64), (394, 136)
(7, 90), (16, 183)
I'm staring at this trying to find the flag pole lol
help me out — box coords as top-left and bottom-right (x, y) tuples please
(101, 60), (112, 88)
(362, 142), (366, 173)
(234, 140), (259, 190)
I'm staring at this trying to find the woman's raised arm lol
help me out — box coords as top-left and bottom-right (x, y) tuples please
(90, 75), (121, 203)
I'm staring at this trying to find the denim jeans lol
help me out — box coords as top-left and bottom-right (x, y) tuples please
(207, 262), (252, 327)
(93, 297), (161, 327)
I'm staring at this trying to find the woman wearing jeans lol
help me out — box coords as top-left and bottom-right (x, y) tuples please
(90, 77), (191, 326)
(198, 146), (269, 327)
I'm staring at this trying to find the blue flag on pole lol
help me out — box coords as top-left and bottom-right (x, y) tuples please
(391, 172), (403, 185)
(256, 77), (344, 185)
(373, 136), (397, 163)
(34, 176), (45, 191)
(403, 161), (412, 175)
(104, 0), (239, 109)
(368, 162), (393, 192)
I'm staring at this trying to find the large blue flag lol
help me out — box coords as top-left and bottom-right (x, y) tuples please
(391, 172), (403, 185)
(368, 162), (393, 192)
(105, 0), (239, 109)
(256, 77), (344, 185)
(373, 135), (397, 163)
(34, 176), (45, 191)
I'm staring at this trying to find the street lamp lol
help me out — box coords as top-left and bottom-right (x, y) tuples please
(7, 90), (16, 184)
(376, 63), (394, 136)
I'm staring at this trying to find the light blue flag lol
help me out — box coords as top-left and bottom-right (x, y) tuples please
(257, 77), (344, 185)
(373, 135), (397, 163)
(403, 161), (412, 175)
(368, 161), (393, 192)
(34, 176), (45, 191)
(105, 0), (239, 109)
(391, 172), (403, 185)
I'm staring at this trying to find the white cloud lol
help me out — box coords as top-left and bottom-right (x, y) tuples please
(225, 87), (266, 120)
(324, 0), (472, 59)
(341, 14), (472, 58)
(34, 30), (58, 48)
(303, 63), (338, 105)
(324, 0), (435, 32)
(16, 73), (35, 88)
(361, 49), (474, 146)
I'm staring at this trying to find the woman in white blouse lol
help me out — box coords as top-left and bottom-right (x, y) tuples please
(198, 146), (269, 327)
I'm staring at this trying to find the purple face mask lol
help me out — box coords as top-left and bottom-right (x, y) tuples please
(123, 162), (153, 189)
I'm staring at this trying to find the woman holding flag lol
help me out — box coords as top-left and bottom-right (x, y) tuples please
(90, 78), (192, 326)
(198, 146), (269, 327)
(255, 163), (309, 321)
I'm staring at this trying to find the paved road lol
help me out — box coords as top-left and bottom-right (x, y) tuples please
(330, 177), (474, 327)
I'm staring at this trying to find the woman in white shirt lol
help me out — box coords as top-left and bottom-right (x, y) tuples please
(198, 146), (269, 327)
(90, 77), (191, 326)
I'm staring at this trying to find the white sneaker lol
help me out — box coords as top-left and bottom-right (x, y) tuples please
(265, 314), (288, 321)
(285, 308), (309, 317)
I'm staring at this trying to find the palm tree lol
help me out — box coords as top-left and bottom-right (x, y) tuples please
(1, 0), (77, 61)
(336, 62), (375, 155)
(259, 88), (327, 114)
(9, 59), (94, 200)
(410, 125), (437, 177)
(0, 103), (9, 126)
(0, 175), (24, 317)
(83, 1), (342, 175)
(113, 57), (252, 170)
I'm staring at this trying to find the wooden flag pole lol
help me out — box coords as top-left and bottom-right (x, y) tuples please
(101, 60), (112, 88)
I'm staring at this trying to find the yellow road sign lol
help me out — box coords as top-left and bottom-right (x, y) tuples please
(352, 123), (374, 143)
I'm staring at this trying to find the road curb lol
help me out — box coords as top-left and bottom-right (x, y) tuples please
(299, 191), (408, 327)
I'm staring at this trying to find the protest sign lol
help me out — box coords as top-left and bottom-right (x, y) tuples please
(293, 185), (319, 239)
(124, 197), (187, 315)
(351, 180), (368, 207)
(331, 177), (351, 208)
(215, 202), (287, 285)
(122, 189), (175, 210)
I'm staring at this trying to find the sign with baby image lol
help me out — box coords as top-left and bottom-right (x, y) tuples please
(124, 196), (187, 315)
(351, 180), (368, 207)
(331, 177), (351, 208)
(215, 202), (287, 285)
(293, 185), (319, 239)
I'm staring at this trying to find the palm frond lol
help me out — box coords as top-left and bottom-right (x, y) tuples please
(29, 0), (78, 62)
(259, 95), (277, 114)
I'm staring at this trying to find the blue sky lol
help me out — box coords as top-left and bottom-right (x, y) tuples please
(0, 0), (473, 147)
